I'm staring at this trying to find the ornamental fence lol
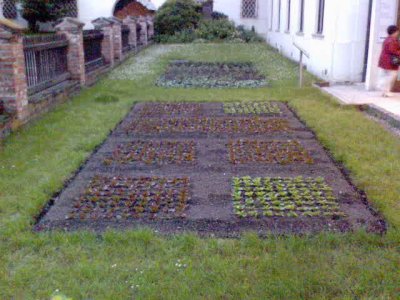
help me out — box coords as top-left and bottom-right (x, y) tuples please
(83, 30), (105, 73)
(0, 15), (155, 140)
(23, 34), (70, 95)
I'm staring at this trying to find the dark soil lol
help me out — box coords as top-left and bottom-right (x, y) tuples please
(36, 102), (385, 236)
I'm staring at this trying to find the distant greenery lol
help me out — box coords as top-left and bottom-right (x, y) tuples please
(154, 0), (201, 36)
(20, 0), (65, 32)
(154, 1), (263, 43)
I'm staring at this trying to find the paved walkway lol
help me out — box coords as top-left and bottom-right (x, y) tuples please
(322, 84), (400, 119)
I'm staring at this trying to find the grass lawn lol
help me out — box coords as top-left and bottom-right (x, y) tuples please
(0, 44), (399, 299)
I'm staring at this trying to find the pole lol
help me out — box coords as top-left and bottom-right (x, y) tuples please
(299, 51), (304, 88)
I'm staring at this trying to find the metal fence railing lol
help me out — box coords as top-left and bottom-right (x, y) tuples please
(23, 34), (70, 95)
(83, 30), (105, 73)
(121, 25), (131, 53)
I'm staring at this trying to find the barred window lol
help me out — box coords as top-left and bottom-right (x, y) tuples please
(3, 0), (17, 19)
(57, 0), (78, 18)
(242, 0), (258, 19)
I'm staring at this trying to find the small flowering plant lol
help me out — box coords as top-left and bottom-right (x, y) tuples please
(228, 140), (314, 165)
(126, 117), (290, 134)
(224, 102), (281, 115)
(69, 176), (190, 220)
(232, 176), (344, 218)
(103, 140), (196, 165)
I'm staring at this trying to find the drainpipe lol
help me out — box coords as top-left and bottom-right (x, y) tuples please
(362, 0), (374, 82)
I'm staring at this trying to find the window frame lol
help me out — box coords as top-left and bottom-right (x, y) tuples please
(277, 0), (281, 31)
(316, 0), (325, 35)
(286, 0), (291, 32)
(241, 0), (258, 19)
(298, 0), (305, 33)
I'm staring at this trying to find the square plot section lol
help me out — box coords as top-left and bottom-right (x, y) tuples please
(224, 102), (281, 115)
(156, 61), (267, 88)
(68, 176), (190, 220)
(232, 176), (344, 218)
(126, 117), (290, 134)
(139, 103), (203, 117)
(228, 140), (314, 164)
(103, 140), (196, 165)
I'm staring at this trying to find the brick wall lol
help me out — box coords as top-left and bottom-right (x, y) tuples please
(114, 2), (155, 19)
(0, 16), (153, 140)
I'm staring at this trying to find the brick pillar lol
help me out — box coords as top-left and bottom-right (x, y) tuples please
(138, 16), (148, 47)
(55, 18), (85, 86)
(0, 20), (28, 122)
(92, 17), (115, 67)
(109, 17), (123, 62)
(146, 16), (154, 42)
(123, 16), (138, 51)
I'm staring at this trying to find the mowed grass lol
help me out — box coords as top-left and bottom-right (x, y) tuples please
(0, 44), (399, 299)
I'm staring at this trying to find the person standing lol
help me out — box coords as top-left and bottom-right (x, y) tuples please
(378, 25), (400, 97)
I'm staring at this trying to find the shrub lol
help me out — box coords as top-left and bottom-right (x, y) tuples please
(154, 0), (202, 36)
(195, 19), (236, 41)
(21, 0), (66, 32)
(156, 29), (196, 43)
(236, 25), (264, 43)
(211, 11), (228, 20)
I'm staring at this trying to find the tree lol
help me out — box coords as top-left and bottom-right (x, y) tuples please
(154, 0), (201, 36)
(21, 0), (66, 32)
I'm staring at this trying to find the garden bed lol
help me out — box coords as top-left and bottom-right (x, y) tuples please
(156, 61), (267, 88)
(36, 102), (384, 236)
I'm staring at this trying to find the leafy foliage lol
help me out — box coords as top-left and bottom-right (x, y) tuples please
(154, 0), (202, 36)
(211, 11), (228, 20)
(21, 0), (66, 32)
(196, 19), (236, 41)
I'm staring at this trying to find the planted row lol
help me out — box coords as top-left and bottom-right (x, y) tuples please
(69, 176), (190, 220)
(126, 117), (290, 134)
(224, 102), (281, 115)
(232, 176), (344, 218)
(103, 140), (196, 165)
(140, 103), (203, 117)
(228, 140), (313, 164)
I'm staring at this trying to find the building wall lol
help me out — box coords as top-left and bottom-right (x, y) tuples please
(214, 0), (269, 36)
(366, 0), (399, 90)
(214, 0), (371, 84)
(266, 0), (370, 83)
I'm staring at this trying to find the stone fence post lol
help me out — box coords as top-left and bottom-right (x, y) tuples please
(92, 17), (115, 67)
(109, 17), (123, 62)
(0, 20), (28, 122)
(138, 16), (148, 47)
(123, 16), (138, 51)
(55, 18), (86, 86)
(146, 16), (154, 42)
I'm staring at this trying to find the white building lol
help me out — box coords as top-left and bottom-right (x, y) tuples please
(214, 0), (400, 91)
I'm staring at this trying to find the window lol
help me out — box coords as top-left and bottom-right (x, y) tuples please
(316, 0), (325, 34)
(277, 0), (281, 31)
(299, 0), (305, 33)
(287, 0), (291, 32)
(270, 0), (274, 30)
(242, 0), (258, 19)
(3, 0), (17, 19)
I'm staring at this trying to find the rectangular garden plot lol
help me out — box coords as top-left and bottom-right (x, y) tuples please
(37, 102), (385, 236)
(69, 176), (190, 220)
(156, 61), (267, 88)
(103, 140), (196, 166)
(228, 140), (314, 165)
